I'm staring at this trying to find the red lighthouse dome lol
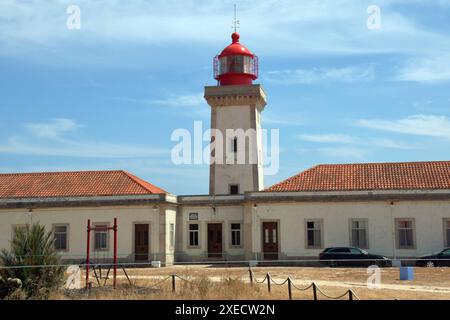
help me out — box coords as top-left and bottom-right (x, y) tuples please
(214, 33), (259, 86)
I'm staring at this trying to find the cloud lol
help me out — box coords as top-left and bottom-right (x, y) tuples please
(264, 113), (304, 126)
(298, 134), (357, 144)
(266, 65), (375, 85)
(395, 56), (450, 83)
(355, 114), (450, 139)
(152, 93), (205, 108)
(298, 133), (412, 149)
(105, 94), (209, 119)
(2, 0), (450, 64)
(107, 93), (205, 108)
(24, 118), (81, 141)
(317, 147), (368, 160)
(369, 138), (412, 149)
(0, 136), (168, 158)
(0, 118), (169, 158)
(104, 96), (152, 104)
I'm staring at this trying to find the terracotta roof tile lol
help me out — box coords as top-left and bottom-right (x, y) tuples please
(0, 170), (167, 199)
(265, 161), (450, 192)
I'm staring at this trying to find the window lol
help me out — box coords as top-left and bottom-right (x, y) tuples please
(350, 219), (368, 248)
(440, 249), (450, 257)
(54, 225), (68, 251)
(229, 184), (239, 195)
(189, 224), (199, 247)
(305, 220), (323, 249)
(349, 247), (363, 255)
(169, 223), (175, 249)
(330, 248), (350, 253)
(445, 219), (450, 247)
(231, 223), (241, 246)
(219, 55), (254, 75)
(232, 137), (238, 153)
(396, 219), (415, 249)
(94, 224), (108, 250)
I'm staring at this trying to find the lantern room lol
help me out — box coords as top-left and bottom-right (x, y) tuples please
(213, 33), (258, 86)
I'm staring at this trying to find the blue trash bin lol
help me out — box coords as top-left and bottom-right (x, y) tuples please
(399, 267), (414, 280)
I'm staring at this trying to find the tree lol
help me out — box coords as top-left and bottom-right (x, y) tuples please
(0, 223), (65, 299)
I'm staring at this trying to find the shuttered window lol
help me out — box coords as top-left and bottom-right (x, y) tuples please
(306, 220), (323, 249)
(350, 220), (368, 248)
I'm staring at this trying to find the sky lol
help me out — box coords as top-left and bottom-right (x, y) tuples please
(1, 0), (450, 195)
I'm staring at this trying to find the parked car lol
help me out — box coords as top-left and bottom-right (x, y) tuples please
(319, 247), (392, 267)
(415, 248), (450, 267)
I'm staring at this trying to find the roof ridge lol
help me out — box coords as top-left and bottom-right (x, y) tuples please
(0, 170), (169, 199)
(121, 171), (168, 194)
(266, 164), (321, 190)
(315, 160), (450, 167)
(0, 170), (125, 176)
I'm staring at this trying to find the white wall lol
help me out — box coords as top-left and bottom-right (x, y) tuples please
(0, 205), (168, 262)
(178, 205), (245, 260)
(164, 207), (177, 265)
(253, 200), (450, 258)
(212, 105), (262, 194)
(2, 199), (448, 263)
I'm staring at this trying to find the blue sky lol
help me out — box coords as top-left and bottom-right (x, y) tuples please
(1, 0), (450, 195)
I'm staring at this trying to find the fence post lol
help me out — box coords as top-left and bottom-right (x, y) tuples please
(267, 273), (271, 294)
(172, 275), (176, 292)
(287, 277), (292, 300)
(248, 268), (253, 286)
(312, 283), (318, 301)
(348, 290), (353, 301)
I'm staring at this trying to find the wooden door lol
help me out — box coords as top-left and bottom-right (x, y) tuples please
(134, 224), (149, 261)
(207, 223), (222, 258)
(262, 222), (278, 260)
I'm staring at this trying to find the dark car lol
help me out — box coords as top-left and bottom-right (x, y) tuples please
(319, 247), (391, 267)
(415, 248), (450, 267)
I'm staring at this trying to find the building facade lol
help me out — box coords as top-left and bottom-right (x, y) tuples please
(1, 33), (450, 265)
(0, 171), (177, 265)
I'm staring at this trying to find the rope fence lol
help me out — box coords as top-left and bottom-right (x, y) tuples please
(1, 260), (362, 300)
(145, 275), (172, 290)
(247, 268), (360, 300)
(116, 267), (361, 300)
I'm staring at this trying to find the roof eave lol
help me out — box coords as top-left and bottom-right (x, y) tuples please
(248, 189), (450, 203)
(0, 194), (178, 209)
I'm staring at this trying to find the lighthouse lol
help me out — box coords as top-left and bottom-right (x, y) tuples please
(204, 32), (267, 195)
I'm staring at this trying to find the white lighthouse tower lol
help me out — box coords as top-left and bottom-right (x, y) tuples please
(204, 32), (267, 195)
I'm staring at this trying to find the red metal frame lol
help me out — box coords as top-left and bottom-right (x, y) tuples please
(85, 218), (118, 289)
(254, 55), (259, 79)
(214, 54), (259, 85)
(213, 55), (219, 80)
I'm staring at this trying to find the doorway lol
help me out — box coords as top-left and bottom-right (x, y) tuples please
(207, 223), (223, 258)
(262, 222), (279, 260)
(134, 224), (149, 261)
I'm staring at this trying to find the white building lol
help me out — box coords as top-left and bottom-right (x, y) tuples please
(0, 170), (177, 265)
(1, 33), (450, 264)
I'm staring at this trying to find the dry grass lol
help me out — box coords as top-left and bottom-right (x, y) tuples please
(48, 265), (450, 300)
(50, 276), (273, 300)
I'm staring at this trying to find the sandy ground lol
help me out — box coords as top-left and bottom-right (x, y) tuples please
(77, 265), (450, 300)
(118, 265), (450, 286)
(116, 274), (450, 294)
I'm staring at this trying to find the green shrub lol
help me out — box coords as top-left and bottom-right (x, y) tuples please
(0, 223), (65, 299)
